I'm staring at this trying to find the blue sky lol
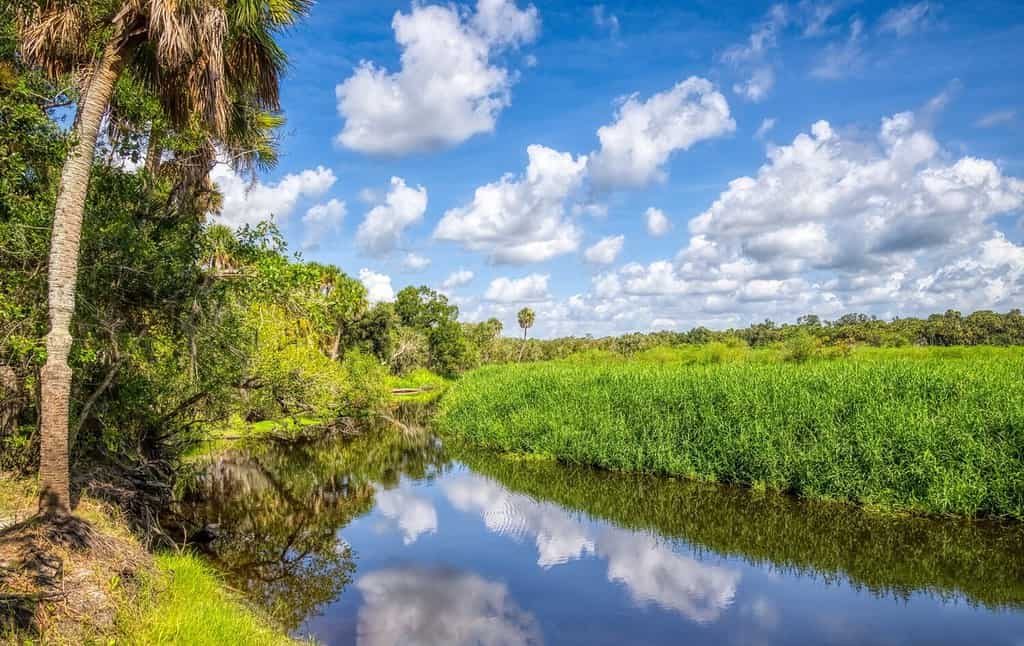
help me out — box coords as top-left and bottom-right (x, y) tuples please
(210, 0), (1024, 337)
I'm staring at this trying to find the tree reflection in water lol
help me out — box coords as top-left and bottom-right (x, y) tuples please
(175, 426), (448, 629)
(458, 451), (1024, 611)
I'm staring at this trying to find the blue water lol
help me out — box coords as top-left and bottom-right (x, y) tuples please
(179, 431), (1024, 645)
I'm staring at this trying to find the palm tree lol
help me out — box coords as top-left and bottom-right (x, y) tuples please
(17, 0), (309, 515)
(517, 308), (535, 361)
(203, 224), (241, 275)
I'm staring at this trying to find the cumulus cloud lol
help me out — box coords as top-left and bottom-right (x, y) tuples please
(356, 177), (428, 256)
(442, 269), (475, 290)
(210, 165), (336, 229)
(484, 274), (550, 302)
(301, 198), (346, 250)
(465, 110), (1024, 338)
(584, 235), (625, 265)
(434, 145), (588, 263)
(402, 252), (431, 271)
(356, 567), (541, 646)
(878, 2), (936, 37)
(588, 77), (735, 190)
(645, 208), (671, 237)
(335, 0), (539, 156)
(359, 268), (395, 304)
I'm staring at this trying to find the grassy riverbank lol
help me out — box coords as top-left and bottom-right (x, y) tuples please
(436, 348), (1024, 518)
(0, 475), (300, 645)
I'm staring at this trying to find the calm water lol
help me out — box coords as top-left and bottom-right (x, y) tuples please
(176, 427), (1024, 645)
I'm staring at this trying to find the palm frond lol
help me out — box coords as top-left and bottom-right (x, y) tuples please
(16, 1), (88, 79)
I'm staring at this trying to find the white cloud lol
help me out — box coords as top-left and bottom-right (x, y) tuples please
(210, 165), (335, 229)
(484, 274), (550, 302)
(722, 4), (788, 64)
(645, 207), (671, 237)
(402, 252), (431, 271)
(584, 235), (625, 265)
(465, 109), (1024, 338)
(359, 268), (395, 304)
(442, 269), (475, 290)
(356, 177), (428, 256)
(733, 66), (775, 102)
(301, 198), (346, 250)
(721, 4), (788, 102)
(878, 2), (935, 37)
(754, 117), (777, 140)
(811, 17), (864, 80)
(434, 145), (588, 263)
(975, 109), (1016, 129)
(588, 77), (735, 190)
(335, 0), (539, 156)
(592, 5), (620, 39)
(356, 567), (541, 646)
(801, 1), (840, 37)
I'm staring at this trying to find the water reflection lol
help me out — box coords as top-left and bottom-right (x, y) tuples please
(174, 428), (447, 628)
(374, 486), (437, 545)
(459, 451), (1024, 610)
(176, 427), (1024, 645)
(445, 472), (739, 621)
(356, 567), (542, 646)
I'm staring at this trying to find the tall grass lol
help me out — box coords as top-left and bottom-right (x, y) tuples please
(123, 552), (303, 645)
(435, 348), (1024, 518)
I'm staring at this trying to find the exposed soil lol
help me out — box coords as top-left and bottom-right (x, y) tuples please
(0, 476), (151, 644)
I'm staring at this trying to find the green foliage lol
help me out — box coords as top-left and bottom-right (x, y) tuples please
(477, 309), (1024, 367)
(338, 349), (390, 418)
(436, 347), (1024, 518)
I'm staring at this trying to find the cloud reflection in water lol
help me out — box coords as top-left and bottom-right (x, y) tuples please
(444, 472), (740, 622)
(355, 566), (543, 646)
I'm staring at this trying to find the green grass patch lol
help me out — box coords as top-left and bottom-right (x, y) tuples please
(123, 552), (303, 645)
(436, 347), (1024, 518)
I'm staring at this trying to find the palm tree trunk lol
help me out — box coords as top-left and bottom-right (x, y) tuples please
(38, 41), (124, 516)
(330, 326), (343, 361)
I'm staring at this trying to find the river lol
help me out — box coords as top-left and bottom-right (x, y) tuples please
(175, 425), (1024, 645)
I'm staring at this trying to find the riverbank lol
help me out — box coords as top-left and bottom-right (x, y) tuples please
(0, 475), (300, 645)
(435, 349), (1024, 519)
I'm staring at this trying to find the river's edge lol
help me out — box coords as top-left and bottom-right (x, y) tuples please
(0, 474), (302, 645)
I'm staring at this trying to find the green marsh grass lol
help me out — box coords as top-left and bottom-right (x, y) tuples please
(436, 348), (1024, 518)
(123, 552), (303, 645)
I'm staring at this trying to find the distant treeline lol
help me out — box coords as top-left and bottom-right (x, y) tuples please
(491, 309), (1024, 364)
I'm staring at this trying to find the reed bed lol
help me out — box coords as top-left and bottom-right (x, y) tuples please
(435, 349), (1024, 518)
